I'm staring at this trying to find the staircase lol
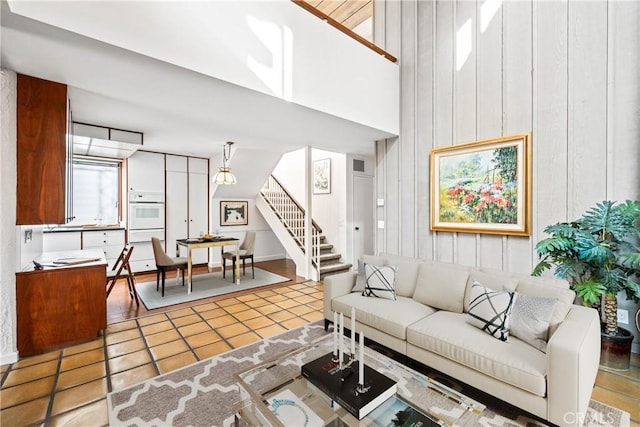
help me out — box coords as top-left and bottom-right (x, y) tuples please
(258, 175), (351, 280)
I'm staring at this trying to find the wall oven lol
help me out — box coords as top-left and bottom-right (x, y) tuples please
(128, 192), (165, 230)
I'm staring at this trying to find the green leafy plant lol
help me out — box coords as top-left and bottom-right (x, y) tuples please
(533, 200), (640, 336)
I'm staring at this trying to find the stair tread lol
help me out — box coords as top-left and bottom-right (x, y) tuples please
(319, 263), (352, 272)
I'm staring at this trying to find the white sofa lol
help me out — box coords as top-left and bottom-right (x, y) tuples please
(323, 254), (601, 427)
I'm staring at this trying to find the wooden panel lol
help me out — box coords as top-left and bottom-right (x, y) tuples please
(476, 0), (504, 270)
(400, 0), (416, 256)
(532, 0), (569, 251)
(342, 1), (373, 29)
(416, 0), (435, 260)
(567, 1), (608, 216)
(16, 264), (107, 356)
(434, 0), (455, 263)
(16, 74), (67, 225)
(503, 0), (533, 274)
(608, 1), (640, 201)
(453, 0), (477, 267)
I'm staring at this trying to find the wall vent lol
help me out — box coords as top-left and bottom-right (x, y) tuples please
(353, 159), (365, 172)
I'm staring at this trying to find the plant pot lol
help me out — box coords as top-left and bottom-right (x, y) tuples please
(600, 325), (634, 370)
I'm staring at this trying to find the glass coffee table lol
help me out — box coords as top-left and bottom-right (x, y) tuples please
(234, 334), (484, 426)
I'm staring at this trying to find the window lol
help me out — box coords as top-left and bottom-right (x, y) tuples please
(69, 158), (121, 226)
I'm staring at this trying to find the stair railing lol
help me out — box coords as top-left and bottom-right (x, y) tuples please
(260, 175), (322, 270)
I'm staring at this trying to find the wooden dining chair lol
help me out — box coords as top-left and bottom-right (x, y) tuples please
(106, 244), (139, 306)
(222, 231), (256, 281)
(152, 237), (188, 297)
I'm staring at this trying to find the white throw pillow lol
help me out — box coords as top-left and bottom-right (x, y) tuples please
(509, 293), (557, 353)
(362, 263), (397, 300)
(353, 256), (387, 292)
(467, 282), (515, 342)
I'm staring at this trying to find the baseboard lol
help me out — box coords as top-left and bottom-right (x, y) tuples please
(0, 350), (18, 366)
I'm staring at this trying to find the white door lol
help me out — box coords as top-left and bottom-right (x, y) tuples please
(166, 170), (188, 256)
(188, 171), (209, 264)
(353, 175), (374, 262)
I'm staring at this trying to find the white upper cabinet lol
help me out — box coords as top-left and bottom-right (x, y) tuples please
(127, 151), (165, 193)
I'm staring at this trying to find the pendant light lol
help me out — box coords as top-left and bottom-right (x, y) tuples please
(213, 141), (236, 185)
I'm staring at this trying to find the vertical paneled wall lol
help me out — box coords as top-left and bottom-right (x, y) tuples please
(374, 0), (640, 276)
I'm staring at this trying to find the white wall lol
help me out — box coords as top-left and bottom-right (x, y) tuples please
(273, 148), (348, 261)
(209, 197), (286, 267)
(1, 69), (18, 364)
(375, 0), (640, 352)
(7, 0), (399, 135)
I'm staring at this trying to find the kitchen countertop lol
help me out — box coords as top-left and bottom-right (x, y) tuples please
(44, 225), (125, 233)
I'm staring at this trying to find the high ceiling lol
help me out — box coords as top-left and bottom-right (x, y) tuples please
(302, 0), (373, 30)
(1, 1), (391, 159)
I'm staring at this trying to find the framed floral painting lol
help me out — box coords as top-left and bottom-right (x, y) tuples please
(430, 133), (531, 236)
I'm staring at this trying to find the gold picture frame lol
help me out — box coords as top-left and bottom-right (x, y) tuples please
(430, 133), (531, 236)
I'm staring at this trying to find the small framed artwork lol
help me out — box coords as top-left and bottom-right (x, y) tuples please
(220, 201), (248, 226)
(430, 133), (531, 236)
(313, 158), (331, 194)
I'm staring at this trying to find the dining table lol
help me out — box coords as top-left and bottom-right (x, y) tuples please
(176, 236), (240, 293)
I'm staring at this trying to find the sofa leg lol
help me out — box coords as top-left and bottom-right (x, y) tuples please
(324, 319), (331, 331)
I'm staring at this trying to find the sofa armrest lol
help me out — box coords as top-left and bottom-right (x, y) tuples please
(546, 304), (600, 426)
(323, 271), (357, 321)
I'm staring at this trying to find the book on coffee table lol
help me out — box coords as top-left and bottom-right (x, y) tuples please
(301, 352), (396, 420)
(367, 395), (441, 427)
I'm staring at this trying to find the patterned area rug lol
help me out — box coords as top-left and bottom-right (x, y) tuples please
(107, 321), (630, 426)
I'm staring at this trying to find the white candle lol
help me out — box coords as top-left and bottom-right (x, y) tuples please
(359, 330), (365, 385)
(351, 307), (356, 356)
(339, 312), (344, 369)
(333, 311), (338, 357)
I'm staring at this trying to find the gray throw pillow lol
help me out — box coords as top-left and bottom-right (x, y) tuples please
(467, 282), (515, 341)
(510, 293), (557, 353)
(362, 263), (397, 300)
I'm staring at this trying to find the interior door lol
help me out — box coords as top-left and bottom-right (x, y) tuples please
(353, 175), (374, 262)
(188, 171), (209, 264)
(166, 170), (188, 256)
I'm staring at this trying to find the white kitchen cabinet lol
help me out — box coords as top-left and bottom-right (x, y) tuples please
(82, 229), (125, 268)
(166, 155), (209, 264)
(128, 229), (164, 273)
(127, 151), (165, 193)
(43, 231), (82, 252)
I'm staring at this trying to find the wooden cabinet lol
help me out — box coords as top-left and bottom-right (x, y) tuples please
(166, 155), (209, 264)
(16, 250), (107, 356)
(16, 74), (70, 225)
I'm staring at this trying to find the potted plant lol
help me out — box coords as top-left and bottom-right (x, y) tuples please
(533, 200), (640, 370)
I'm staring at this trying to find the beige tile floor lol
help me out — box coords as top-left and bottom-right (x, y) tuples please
(0, 281), (324, 426)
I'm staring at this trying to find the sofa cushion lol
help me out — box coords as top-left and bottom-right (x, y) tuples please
(383, 254), (424, 297)
(515, 278), (575, 337)
(407, 311), (548, 397)
(464, 269), (520, 312)
(362, 264), (397, 300)
(353, 255), (389, 292)
(413, 262), (470, 313)
(332, 293), (436, 340)
(466, 282), (515, 341)
(510, 293), (557, 353)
